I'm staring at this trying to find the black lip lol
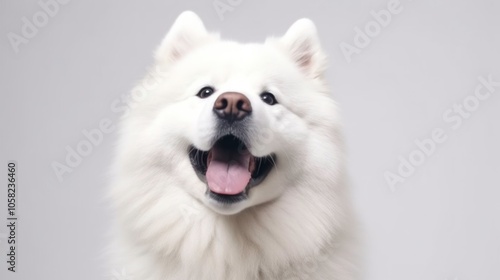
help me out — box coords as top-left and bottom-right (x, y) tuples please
(188, 135), (276, 203)
(207, 190), (247, 204)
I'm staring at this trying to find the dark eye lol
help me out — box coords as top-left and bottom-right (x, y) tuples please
(197, 86), (215, 98)
(260, 92), (278, 105)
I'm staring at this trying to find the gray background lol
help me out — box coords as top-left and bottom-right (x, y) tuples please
(1, 0), (499, 279)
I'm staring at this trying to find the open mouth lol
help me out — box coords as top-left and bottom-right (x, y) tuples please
(189, 135), (276, 204)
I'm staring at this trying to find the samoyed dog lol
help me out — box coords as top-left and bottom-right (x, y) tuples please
(109, 11), (358, 280)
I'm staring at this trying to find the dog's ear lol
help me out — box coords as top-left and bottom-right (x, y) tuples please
(278, 19), (326, 79)
(155, 11), (217, 64)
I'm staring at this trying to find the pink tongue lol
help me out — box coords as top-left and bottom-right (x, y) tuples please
(206, 153), (251, 195)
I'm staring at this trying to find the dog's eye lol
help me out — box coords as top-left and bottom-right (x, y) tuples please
(197, 86), (215, 98)
(260, 92), (278, 105)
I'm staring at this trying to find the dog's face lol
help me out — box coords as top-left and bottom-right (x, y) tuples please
(124, 12), (339, 215)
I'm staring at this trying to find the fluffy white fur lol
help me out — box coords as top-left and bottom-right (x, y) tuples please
(109, 11), (358, 280)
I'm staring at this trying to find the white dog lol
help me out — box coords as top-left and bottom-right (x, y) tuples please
(109, 11), (358, 280)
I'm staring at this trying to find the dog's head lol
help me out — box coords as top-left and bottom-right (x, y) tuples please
(120, 12), (342, 215)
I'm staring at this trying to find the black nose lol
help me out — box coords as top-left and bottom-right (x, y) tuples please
(213, 92), (252, 122)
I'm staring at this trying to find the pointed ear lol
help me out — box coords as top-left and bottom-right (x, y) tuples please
(155, 11), (217, 64)
(277, 18), (326, 79)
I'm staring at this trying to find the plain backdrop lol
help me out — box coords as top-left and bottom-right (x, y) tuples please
(1, 0), (499, 280)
